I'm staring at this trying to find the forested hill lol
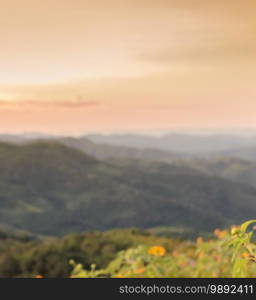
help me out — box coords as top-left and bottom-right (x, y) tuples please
(0, 141), (256, 236)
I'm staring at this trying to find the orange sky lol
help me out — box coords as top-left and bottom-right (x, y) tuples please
(0, 0), (256, 134)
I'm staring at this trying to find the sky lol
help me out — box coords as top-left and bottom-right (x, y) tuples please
(0, 0), (256, 134)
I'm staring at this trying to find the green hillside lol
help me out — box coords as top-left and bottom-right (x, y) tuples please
(0, 142), (256, 236)
(0, 228), (182, 278)
(171, 157), (256, 188)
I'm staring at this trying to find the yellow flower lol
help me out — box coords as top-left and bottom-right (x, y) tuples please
(196, 237), (204, 244)
(214, 255), (221, 263)
(242, 252), (250, 258)
(148, 246), (166, 257)
(115, 274), (126, 278)
(214, 229), (227, 239)
(214, 228), (221, 237)
(231, 225), (239, 235)
(135, 267), (145, 274)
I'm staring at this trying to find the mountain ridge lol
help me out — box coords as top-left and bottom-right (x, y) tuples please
(0, 141), (256, 236)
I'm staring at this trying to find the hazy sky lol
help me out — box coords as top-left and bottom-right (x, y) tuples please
(0, 0), (256, 134)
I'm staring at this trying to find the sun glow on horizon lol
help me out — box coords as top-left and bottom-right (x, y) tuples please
(0, 0), (256, 133)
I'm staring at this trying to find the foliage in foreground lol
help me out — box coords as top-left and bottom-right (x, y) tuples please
(0, 229), (178, 277)
(70, 221), (256, 278)
(1, 220), (256, 278)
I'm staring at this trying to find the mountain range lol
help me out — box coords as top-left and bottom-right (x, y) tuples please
(87, 133), (256, 154)
(1, 140), (256, 236)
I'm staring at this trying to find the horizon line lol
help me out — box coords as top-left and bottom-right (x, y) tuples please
(2, 127), (256, 138)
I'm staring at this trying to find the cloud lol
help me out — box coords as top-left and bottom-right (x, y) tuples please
(0, 99), (101, 109)
(138, 35), (256, 65)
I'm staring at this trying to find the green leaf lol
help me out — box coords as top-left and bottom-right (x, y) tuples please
(232, 258), (248, 278)
(240, 220), (256, 234)
(231, 240), (244, 262)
